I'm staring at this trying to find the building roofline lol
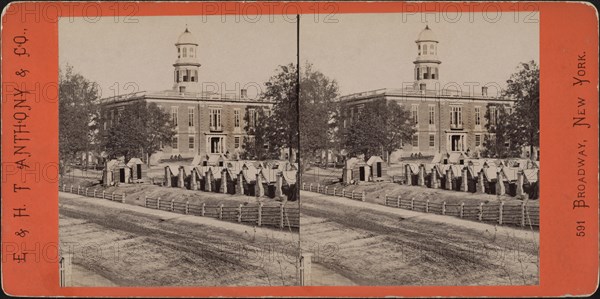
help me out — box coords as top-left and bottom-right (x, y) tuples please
(339, 88), (513, 103)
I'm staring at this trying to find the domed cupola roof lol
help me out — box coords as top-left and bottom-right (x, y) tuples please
(416, 25), (438, 43)
(176, 27), (198, 45)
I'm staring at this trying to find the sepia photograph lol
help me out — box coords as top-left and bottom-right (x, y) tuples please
(298, 12), (540, 286)
(58, 15), (300, 287)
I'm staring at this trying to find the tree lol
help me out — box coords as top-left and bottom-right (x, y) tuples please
(260, 63), (299, 162)
(483, 61), (539, 159)
(59, 65), (100, 173)
(299, 62), (340, 166)
(240, 107), (273, 160)
(343, 100), (415, 162)
(101, 101), (175, 165)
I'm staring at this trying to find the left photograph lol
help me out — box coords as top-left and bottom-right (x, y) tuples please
(58, 15), (300, 287)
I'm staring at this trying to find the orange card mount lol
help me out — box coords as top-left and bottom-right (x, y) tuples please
(1, 1), (598, 297)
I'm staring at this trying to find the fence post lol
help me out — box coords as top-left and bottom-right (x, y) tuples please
(333, 187), (337, 196)
(426, 200), (429, 213)
(442, 201), (446, 215)
(397, 196), (401, 208)
(201, 203), (206, 216)
(63, 184), (66, 192)
(317, 183), (320, 192)
(342, 188), (345, 197)
(324, 186), (328, 194)
(279, 203), (285, 229)
(77, 186), (80, 195)
(258, 203), (263, 227)
(478, 202), (483, 221)
(384, 193), (388, 205)
(521, 202), (525, 227)
(460, 202), (464, 218)
(361, 191), (365, 202)
(185, 201), (189, 215)
(84, 188), (88, 196)
(144, 196), (148, 208)
(309, 183), (312, 192)
(70, 185), (73, 193)
(121, 193), (125, 202)
(351, 190), (354, 200)
(171, 199), (174, 212)
(219, 204), (224, 220)
(410, 198), (414, 210)
(302, 182), (305, 190)
(238, 204), (243, 223)
(499, 202), (504, 225)
(157, 197), (161, 210)
(93, 189), (96, 198)
(102, 190), (105, 199)
(111, 192), (115, 201)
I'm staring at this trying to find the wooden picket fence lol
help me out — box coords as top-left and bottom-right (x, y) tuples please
(59, 184), (125, 202)
(300, 182), (539, 228)
(301, 183), (366, 201)
(143, 197), (299, 230)
(382, 194), (539, 227)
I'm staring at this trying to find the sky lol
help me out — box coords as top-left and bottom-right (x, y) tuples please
(300, 12), (539, 96)
(59, 15), (297, 99)
(59, 12), (538, 99)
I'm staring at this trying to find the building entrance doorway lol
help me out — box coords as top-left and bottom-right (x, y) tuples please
(448, 134), (466, 152)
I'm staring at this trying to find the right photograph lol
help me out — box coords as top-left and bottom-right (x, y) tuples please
(299, 12), (539, 286)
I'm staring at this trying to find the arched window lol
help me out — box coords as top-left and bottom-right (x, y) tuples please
(183, 47), (187, 58)
(423, 44), (427, 55)
(189, 47), (193, 58)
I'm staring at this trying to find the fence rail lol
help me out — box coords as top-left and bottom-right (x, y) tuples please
(59, 184), (125, 202)
(301, 183), (539, 228)
(142, 197), (299, 230)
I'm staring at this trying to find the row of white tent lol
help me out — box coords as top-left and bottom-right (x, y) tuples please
(405, 159), (539, 199)
(189, 154), (298, 171)
(164, 160), (298, 199)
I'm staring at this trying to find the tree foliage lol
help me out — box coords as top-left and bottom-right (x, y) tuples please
(299, 62), (340, 164)
(101, 102), (175, 164)
(483, 61), (539, 159)
(343, 100), (415, 162)
(241, 63), (299, 162)
(59, 65), (100, 171)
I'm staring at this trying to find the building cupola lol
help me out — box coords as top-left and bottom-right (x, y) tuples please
(413, 25), (441, 91)
(173, 26), (201, 93)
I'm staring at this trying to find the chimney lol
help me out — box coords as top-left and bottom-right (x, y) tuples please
(481, 86), (488, 96)
(240, 89), (247, 98)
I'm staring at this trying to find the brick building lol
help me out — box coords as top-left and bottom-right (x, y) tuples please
(100, 28), (273, 161)
(340, 25), (514, 161)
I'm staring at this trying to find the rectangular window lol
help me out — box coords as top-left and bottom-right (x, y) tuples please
(489, 106), (497, 125)
(234, 109), (241, 128)
(171, 106), (178, 126)
(234, 136), (240, 149)
(428, 105), (435, 125)
(475, 134), (481, 147)
(248, 108), (256, 127)
(172, 136), (178, 149)
(412, 134), (419, 147)
(188, 136), (195, 149)
(411, 104), (419, 124)
(450, 106), (463, 126)
(188, 107), (194, 127)
(209, 108), (222, 129)
(475, 107), (481, 125)
(429, 134), (435, 147)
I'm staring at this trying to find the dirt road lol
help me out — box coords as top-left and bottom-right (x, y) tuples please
(300, 191), (539, 286)
(59, 192), (299, 287)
